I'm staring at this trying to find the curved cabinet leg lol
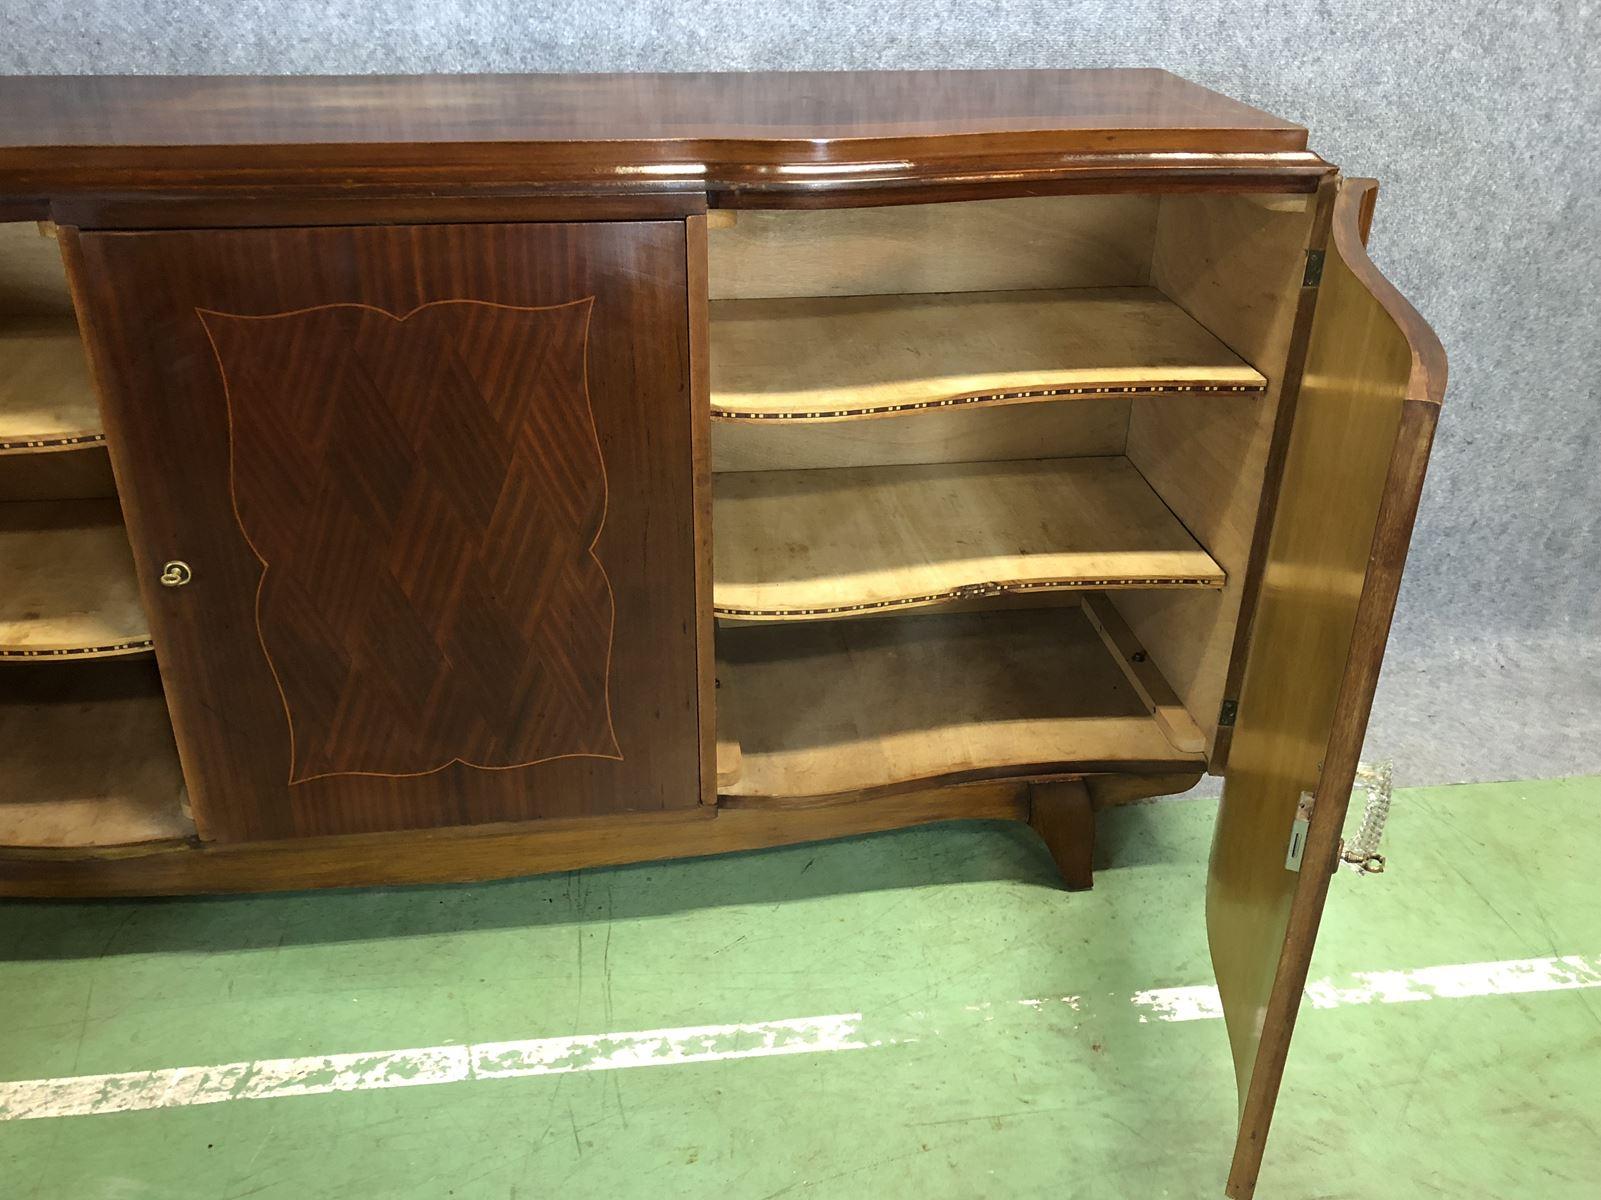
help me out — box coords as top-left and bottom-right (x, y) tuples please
(1028, 779), (1095, 890)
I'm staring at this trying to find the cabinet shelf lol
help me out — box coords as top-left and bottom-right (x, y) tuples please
(0, 315), (103, 454)
(714, 456), (1224, 621)
(717, 605), (1205, 801)
(709, 286), (1266, 421)
(0, 660), (191, 849)
(0, 500), (153, 659)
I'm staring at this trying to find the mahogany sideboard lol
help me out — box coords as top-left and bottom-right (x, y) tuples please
(0, 70), (1445, 1197)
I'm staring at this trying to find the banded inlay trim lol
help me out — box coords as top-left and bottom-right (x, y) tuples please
(0, 638), (154, 659)
(714, 576), (1222, 620)
(711, 380), (1266, 422)
(0, 432), (107, 453)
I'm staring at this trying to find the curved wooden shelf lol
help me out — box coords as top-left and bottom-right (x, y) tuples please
(709, 287), (1266, 422)
(714, 456), (1224, 621)
(0, 500), (153, 659)
(717, 606), (1204, 801)
(0, 659), (191, 850)
(0, 315), (104, 454)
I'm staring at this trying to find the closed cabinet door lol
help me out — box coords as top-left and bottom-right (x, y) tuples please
(69, 221), (705, 843)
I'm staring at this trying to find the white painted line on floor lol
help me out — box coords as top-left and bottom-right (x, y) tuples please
(4, 953), (1596, 1121)
(0, 1013), (871, 1122)
(1127, 984), (1226, 1023)
(1132, 952), (1601, 1023)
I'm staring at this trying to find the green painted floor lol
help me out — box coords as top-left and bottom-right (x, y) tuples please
(2, 775), (1597, 1199)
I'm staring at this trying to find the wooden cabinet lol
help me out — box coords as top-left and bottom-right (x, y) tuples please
(0, 70), (1444, 1199)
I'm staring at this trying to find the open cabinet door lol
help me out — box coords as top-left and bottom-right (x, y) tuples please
(1207, 178), (1447, 1198)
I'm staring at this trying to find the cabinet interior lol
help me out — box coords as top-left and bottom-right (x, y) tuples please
(0, 220), (185, 849)
(0, 189), (1317, 847)
(709, 191), (1317, 800)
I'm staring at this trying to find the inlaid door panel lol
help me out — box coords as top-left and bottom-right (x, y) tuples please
(68, 222), (704, 842)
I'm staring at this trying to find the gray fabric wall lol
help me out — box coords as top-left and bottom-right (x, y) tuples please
(6, 1), (1599, 786)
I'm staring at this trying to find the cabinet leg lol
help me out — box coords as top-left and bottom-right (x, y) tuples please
(1028, 780), (1095, 891)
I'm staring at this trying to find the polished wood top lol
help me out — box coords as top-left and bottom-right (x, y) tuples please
(0, 70), (1320, 198)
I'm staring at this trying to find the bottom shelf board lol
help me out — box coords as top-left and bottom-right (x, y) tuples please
(717, 605), (1205, 800)
(0, 659), (193, 849)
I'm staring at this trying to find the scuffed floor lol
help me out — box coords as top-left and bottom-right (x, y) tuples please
(1, 776), (1597, 1198)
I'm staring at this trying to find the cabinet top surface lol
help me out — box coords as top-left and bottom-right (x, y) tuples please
(0, 70), (1317, 198)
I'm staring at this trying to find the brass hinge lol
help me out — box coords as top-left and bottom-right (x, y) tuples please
(1302, 249), (1326, 288)
(1217, 698), (1238, 727)
(1285, 790), (1316, 871)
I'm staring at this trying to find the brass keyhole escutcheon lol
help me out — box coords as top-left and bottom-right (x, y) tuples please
(159, 560), (192, 588)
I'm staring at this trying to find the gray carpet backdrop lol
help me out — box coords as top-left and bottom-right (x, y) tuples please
(6, 1), (1599, 788)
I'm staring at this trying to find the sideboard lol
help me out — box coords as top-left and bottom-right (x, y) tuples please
(0, 70), (1445, 1197)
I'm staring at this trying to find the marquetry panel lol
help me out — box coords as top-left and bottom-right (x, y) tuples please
(71, 221), (703, 841)
(200, 299), (619, 782)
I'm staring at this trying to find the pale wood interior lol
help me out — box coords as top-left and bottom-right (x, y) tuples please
(0, 659), (192, 849)
(712, 398), (1132, 473)
(0, 223), (103, 456)
(718, 605), (1204, 801)
(0, 225), (174, 852)
(1118, 193), (1318, 758)
(1, 224), (111, 518)
(714, 456), (1223, 621)
(0, 221), (77, 316)
(708, 191), (1318, 794)
(1207, 180), (1439, 1196)
(1080, 591), (1206, 754)
(708, 195), (1159, 300)
(710, 287), (1266, 421)
(0, 314), (102, 453)
(0, 445), (116, 501)
(0, 499), (153, 659)
(0, 192), (1317, 847)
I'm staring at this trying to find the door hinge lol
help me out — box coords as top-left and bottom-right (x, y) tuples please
(1285, 790), (1316, 871)
(1217, 698), (1238, 727)
(1302, 249), (1326, 288)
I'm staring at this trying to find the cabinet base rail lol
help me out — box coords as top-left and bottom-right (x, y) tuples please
(0, 771), (1201, 897)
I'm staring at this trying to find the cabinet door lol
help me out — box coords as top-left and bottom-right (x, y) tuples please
(69, 221), (705, 843)
(1208, 180), (1446, 1199)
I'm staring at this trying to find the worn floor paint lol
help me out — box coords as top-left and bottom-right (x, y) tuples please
(9, 950), (1600, 1124)
(1, 775), (1597, 1198)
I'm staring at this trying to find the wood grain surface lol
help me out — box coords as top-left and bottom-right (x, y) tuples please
(0, 659), (190, 849)
(707, 195), (1158, 300)
(710, 397), (1134, 473)
(1206, 180), (1445, 1200)
(199, 298), (619, 783)
(0, 498), (151, 658)
(67, 220), (704, 842)
(0, 219), (75, 313)
(0, 70), (1321, 197)
(0, 783), (1035, 897)
(718, 607), (1203, 801)
(1118, 191), (1319, 759)
(709, 287), (1266, 421)
(0, 315), (101, 453)
(712, 457), (1224, 620)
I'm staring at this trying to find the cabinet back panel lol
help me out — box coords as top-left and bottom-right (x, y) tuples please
(708, 195), (1157, 300)
(0, 222), (75, 315)
(712, 398), (1131, 472)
